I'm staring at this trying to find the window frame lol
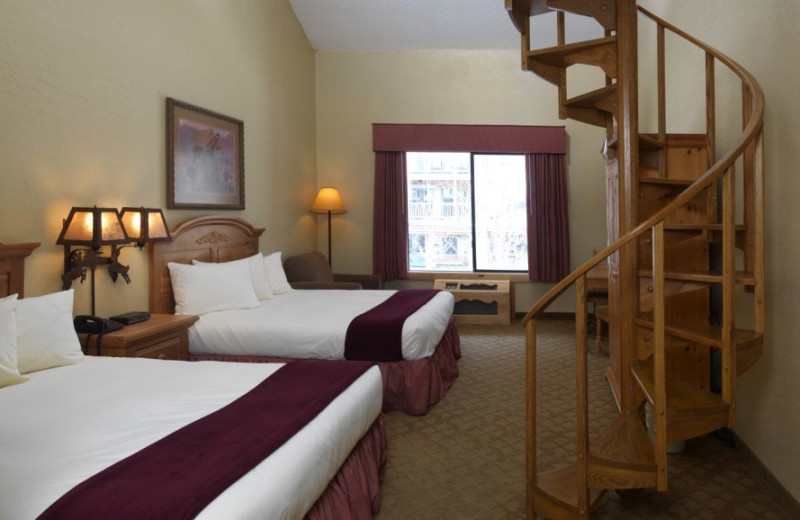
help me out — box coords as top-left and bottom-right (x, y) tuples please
(405, 151), (529, 277)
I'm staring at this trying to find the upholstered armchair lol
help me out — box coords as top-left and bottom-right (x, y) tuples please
(282, 251), (383, 290)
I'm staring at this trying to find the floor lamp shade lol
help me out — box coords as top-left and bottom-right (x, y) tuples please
(311, 187), (347, 266)
(311, 187), (347, 214)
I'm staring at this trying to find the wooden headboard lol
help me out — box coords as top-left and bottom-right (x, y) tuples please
(149, 216), (264, 314)
(0, 242), (40, 298)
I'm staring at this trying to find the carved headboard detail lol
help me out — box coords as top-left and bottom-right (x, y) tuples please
(148, 216), (264, 314)
(0, 242), (40, 298)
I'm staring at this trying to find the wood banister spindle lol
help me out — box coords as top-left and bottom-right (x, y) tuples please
(706, 52), (716, 166)
(753, 128), (766, 337)
(521, 15), (531, 70)
(657, 23), (667, 177)
(722, 166), (737, 426)
(652, 222), (668, 491)
(605, 27), (614, 139)
(557, 12), (567, 119)
(742, 83), (755, 275)
(525, 318), (537, 520)
(575, 275), (589, 515)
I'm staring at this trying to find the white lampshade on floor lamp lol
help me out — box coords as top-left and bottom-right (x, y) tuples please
(311, 187), (347, 266)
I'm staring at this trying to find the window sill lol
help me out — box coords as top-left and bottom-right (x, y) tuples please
(407, 271), (530, 282)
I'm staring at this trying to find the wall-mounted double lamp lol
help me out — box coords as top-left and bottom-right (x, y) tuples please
(56, 206), (170, 315)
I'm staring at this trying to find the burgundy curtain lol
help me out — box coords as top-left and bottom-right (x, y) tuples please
(527, 153), (570, 282)
(373, 152), (408, 280)
(373, 124), (565, 154)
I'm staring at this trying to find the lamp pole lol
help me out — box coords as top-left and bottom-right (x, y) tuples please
(327, 209), (332, 267)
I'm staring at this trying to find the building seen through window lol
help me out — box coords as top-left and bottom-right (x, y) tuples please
(406, 152), (527, 272)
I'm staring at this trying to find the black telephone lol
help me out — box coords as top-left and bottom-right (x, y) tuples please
(74, 315), (124, 334)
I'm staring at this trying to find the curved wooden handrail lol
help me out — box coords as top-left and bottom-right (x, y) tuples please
(523, 6), (765, 323)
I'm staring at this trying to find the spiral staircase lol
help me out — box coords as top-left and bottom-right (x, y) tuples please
(505, 1), (766, 518)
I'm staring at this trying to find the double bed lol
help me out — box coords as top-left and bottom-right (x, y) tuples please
(149, 216), (461, 415)
(0, 241), (387, 519)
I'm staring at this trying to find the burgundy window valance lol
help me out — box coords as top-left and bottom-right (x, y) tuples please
(372, 123), (566, 154)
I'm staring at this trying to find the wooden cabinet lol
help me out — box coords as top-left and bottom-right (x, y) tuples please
(79, 314), (199, 361)
(434, 279), (512, 325)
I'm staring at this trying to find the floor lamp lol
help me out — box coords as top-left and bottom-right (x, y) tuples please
(311, 187), (347, 267)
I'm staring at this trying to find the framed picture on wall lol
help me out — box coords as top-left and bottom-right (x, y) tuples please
(166, 98), (244, 210)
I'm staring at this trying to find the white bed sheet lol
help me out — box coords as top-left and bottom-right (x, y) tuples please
(189, 289), (455, 361)
(0, 356), (382, 520)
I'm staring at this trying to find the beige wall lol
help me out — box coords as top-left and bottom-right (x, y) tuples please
(639, 0), (800, 502)
(315, 50), (609, 312)
(0, 0), (317, 316)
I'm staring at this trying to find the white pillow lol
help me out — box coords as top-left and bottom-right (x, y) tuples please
(168, 261), (260, 315)
(0, 294), (27, 387)
(16, 289), (84, 374)
(263, 252), (294, 295)
(192, 254), (273, 301)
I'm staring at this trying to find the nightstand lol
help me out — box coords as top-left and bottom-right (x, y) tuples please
(79, 314), (199, 361)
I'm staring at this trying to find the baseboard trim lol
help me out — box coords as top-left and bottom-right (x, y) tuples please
(515, 312), (575, 321)
(733, 432), (800, 518)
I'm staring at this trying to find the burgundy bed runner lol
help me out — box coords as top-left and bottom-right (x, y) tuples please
(344, 288), (440, 362)
(38, 360), (373, 520)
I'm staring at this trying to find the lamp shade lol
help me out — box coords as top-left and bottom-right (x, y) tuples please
(120, 207), (171, 245)
(56, 206), (129, 247)
(311, 187), (347, 214)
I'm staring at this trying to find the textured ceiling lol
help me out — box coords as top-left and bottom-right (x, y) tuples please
(288, 0), (603, 52)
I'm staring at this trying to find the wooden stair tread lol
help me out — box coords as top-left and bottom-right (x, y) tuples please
(632, 313), (762, 349)
(633, 364), (733, 443)
(505, 0), (551, 34)
(527, 36), (617, 76)
(664, 224), (749, 248)
(638, 134), (664, 149)
(631, 365), (728, 414)
(589, 412), (656, 471)
(639, 177), (694, 187)
(547, 0), (617, 31)
(608, 134), (664, 150)
(513, 0), (551, 17)
(564, 84), (617, 109)
(534, 465), (604, 513)
(638, 269), (756, 286)
(595, 306), (763, 351)
(563, 85), (617, 125)
(638, 279), (709, 313)
(663, 223), (747, 232)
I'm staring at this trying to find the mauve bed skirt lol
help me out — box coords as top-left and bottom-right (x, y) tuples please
(190, 319), (462, 415)
(305, 414), (387, 520)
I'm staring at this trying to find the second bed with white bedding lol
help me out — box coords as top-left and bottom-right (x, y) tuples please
(188, 289), (455, 360)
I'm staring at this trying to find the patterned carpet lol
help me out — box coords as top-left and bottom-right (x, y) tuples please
(376, 321), (795, 520)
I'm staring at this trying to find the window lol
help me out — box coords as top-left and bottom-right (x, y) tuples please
(406, 152), (528, 273)
(372, 123), (569, 282)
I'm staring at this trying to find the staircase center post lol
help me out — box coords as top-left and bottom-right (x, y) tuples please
(608, 0), (641, 410)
